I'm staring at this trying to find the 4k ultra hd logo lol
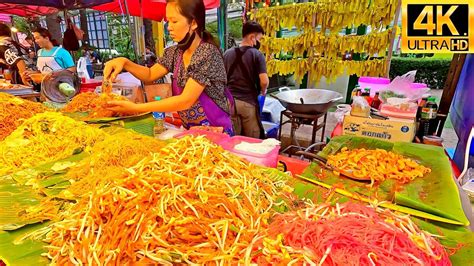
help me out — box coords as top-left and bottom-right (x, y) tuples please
(402, 0), (474, 53)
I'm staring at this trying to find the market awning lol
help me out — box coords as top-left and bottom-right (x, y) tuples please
(0, 14), (12, 22)
(0, 5), (58, 17)
(0, 0), (114, 17)
(0, 0), (113, 9)
(93, 0), (220, 21)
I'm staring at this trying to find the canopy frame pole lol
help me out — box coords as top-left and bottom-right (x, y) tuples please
(217, 0), (227, 51)
(385, 0), (401, 77)
(123, 0), (148, 102)
(123, 0), (139, 63)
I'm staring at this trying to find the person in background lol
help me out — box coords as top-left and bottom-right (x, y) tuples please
(25, 36), (39, 53)
(83, 47), (95, 79)
(224, 21), (269, 139)
(30, 27), (76, 75)
(0, 24), (30, 85)
(89, 49), (101, 64)
(144, 47), (157, 67)
(25, 28), (77, 103)
(24, 36), (38, 69)
(104, 0), (234, 135)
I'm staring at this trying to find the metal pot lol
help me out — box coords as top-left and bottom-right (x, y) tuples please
(271, 88), (343, 114)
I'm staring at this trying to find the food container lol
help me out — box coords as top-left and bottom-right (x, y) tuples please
(79, 79), (102, 93)
(423, 135), (443, 146)
(221, 136), (280, 168)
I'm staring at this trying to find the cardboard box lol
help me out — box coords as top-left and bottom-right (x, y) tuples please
(343, 115), (416, 142)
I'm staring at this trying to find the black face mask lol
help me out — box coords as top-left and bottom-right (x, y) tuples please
(253, 40), (261, 50)
(177, 31), (196, 51)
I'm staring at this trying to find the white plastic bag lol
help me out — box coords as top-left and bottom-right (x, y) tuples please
(380, 70), (430, 101)
(77, 56), (90, 80)
(333, 104), (351, 123)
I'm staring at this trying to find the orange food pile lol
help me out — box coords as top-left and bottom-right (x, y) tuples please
(327, 147), (431, 185)
(0, 93), (48, 140)
(64, 131), (167, 198)
(42, 136), (292, 265)
(63, 92), (132, 118)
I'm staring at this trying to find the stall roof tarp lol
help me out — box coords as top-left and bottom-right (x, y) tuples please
(0, 13), (12, 22)
(93, 0), (220, 21)
(0, 0), (113, 9)
(0, 4), (58, 17)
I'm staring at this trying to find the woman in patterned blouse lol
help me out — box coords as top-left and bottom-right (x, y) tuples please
(105, 0), (234, 135)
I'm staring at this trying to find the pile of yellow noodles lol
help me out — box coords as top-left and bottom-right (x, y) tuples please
(63, 92), (133, 118)
(42, 136), (293, 265)
(0, 93), (49, 141)
(327, 147), (431, 184)
(0, 112), (107, 176)
(63, 131), (167, 198)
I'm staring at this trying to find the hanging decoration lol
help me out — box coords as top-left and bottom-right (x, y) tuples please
(252, 0), (397, 35)
(260, 29), (393, 59)
(252, 0), (398, 85)
(267, 58), (388, 85)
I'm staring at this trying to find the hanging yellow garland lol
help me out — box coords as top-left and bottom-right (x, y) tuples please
(253, 0), (397, 34)
(260, 29), (393, 58)
(267, 58), (388, 85)
(254, 0), (396, 84)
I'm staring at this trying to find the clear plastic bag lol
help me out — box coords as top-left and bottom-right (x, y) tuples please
(380, 70), (430, 102)
(351, 96), (370, 117)
(334, 104), (351, 123)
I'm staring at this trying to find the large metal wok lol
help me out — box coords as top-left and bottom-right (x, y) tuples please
(271, 88), (343, 114)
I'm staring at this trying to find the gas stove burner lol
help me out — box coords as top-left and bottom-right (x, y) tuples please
(278, 109), (328, 156)
(295, 117), (315, 126)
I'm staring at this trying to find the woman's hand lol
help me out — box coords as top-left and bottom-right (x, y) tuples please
(103, 57), (129, 82)
(23, 70), (38, 81)
(106, 100), (141, 114)
(20, 72), (31, 86)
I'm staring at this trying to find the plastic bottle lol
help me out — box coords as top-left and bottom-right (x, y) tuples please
(417, 96), (438, 139)
(362, 87), (372, 105)
(370, 92), (382, 110)
(350, 85), (360, 103)
(4, 69), (11, 81)
(421, 96), (438, 120)
(152, 96), (165, 137)
(416, 97), (429, 121)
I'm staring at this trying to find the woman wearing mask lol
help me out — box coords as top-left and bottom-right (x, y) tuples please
(105, 0), (234, 135)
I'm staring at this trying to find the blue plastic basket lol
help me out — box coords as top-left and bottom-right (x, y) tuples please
(258, 95), (265, 114)
(262, 121), (279, 139)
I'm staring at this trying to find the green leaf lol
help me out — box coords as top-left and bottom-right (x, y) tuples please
(0, 223), (50, 266)
(313, 136), (469, 225)
(0, 177), (42, 231)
